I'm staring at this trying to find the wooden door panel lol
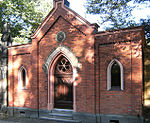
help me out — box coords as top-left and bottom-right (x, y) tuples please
(54, 77), (73, 109)
(54, 56), (73, 109)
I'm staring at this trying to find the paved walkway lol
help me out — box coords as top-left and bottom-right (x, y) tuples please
(0, 117), (60, 123)
(0, 121), (19, 123)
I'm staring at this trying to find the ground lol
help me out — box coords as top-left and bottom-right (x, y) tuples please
(0, 117), (61, 123)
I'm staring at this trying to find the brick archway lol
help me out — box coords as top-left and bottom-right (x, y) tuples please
(43, 45), (80, 111)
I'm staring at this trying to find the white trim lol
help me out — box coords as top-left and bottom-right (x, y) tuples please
(107, 59), (124, 91)
(18, 66), (27, 90)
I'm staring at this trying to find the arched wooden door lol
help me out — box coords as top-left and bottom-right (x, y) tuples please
(54, 56), (73, 109)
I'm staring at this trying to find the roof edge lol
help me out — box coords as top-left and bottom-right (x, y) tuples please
(31, 0), (99, 39)
(95, 26), (144, 36)
(8, 43), (32, 49)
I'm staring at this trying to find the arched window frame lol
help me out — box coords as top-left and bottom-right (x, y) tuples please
(18, 66), (27, 90)
(107, 59), (124, 91)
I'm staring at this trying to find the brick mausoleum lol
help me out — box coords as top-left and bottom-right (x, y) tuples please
(0, 0), (148, 123)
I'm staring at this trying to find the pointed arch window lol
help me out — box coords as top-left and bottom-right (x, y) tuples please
(107, 59), (124, 91)
(18, 66), (27, 89)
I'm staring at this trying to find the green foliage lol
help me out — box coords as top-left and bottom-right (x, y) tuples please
(13, 26), (32, 44)
(0, 33), (2, 42)
(0, 0), (52, 44)
(86, 0), (149, 29)
(141, 19), (150, 44)
(86, 0), (150, 44)
(86, 0), (131, 29)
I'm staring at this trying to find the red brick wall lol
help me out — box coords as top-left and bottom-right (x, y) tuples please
(8, 1), (96, 114)
(8, 28), (144, 116)
(8, 44), (38, 109)
(7, 0), (144, 117)
(38, 16), (95, 113)
(94, 27), (144, 116)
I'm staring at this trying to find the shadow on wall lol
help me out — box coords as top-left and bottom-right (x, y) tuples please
(8, 1), (144, 115)
(98, 31), (143, 116)
(11, 53), (34, 108)
(37, 13), (95, 111)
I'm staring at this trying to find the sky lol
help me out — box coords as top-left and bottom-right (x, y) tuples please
(68, 0), (100, 24)
(68, 0), (150, 30)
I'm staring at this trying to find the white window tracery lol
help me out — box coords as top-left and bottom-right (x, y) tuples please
(107, 59), (124, 91)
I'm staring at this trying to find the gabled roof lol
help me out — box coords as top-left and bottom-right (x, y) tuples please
(31, 0), (99, 40)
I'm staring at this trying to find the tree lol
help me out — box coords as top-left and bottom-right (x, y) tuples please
(141, 19), (150, 44)
(0, 0), (53, 44)
(86, 0), (149, 29)
(85, 0), (150, 43)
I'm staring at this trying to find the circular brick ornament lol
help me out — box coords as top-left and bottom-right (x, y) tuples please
(56, 31), (66, 42)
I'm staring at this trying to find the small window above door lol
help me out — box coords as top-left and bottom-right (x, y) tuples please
(55, 56), (73, 75)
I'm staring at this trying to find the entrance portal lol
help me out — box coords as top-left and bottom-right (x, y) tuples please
(54, 56), (73, 109)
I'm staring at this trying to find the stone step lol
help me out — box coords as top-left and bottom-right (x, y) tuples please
(40, 117), (81, 123)
(52, 108), (73, 114)
(48, 113), (73, 120)
(52, 108), (73, 113)
(0, 112), (4, 117)
(0, 112), (8, 118)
